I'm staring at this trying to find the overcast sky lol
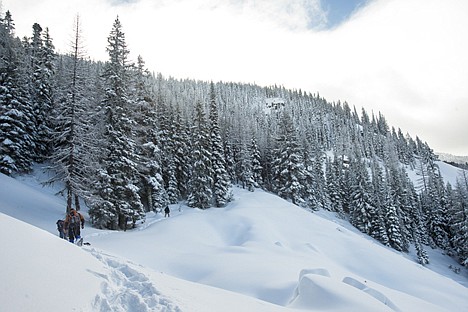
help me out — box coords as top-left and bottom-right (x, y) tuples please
(3, 0), (468, 155)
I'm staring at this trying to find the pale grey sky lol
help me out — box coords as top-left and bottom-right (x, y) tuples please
(3, 0), (468, 155)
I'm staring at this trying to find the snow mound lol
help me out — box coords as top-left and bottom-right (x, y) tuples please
(342, 277), (399, 311)
(289, 272), (392, 311)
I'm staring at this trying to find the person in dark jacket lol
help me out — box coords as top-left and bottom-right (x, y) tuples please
(64, 208), (85, 243)
(56, 219), (66, 239)
(164, 206), (170, 218)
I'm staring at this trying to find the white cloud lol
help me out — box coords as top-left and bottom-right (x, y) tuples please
(3, 0), (468, 155)
(312, 0), (468, 155)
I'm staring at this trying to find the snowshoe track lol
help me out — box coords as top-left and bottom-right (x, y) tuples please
(88, 248), (182, 312)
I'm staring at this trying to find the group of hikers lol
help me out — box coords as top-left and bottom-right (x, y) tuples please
(56, 206), (171, 243)
(56, 208), (85, 245)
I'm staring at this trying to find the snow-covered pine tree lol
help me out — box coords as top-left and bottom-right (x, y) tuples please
(414, 137), (437, 193)
(89, 16), (144, 230)
(209, 82), (231, 206)
(26, 23), (55, 161)
(409, 187), (429, 265)
(172, 106), (191, 199)
(394, 127), (413, 165)
(421, 162), (451, 250)
(238, 142), (256, 191)
(187, 100), (213, 209)
(348, 157), (375, 235)
(140, 141), (169, 212)
(222, 126), (236, 183)
(249, 136), (263, 188)
(154, 92), (179, 204)
(131, 55), (169, 212)
(299, 147), (316, 209)
(0, 11), (37, 174)
(369, 157), (390, 245)
(260, 113), (276, 192)
(311, 151), (327, 210)
(448, 173), (468, 266)
(271, 112), (306, 206)
(384, 168), (406, 252)
(325, 155), (345, 215)
(394, 162), (430, 263)
(48, 16), (92, 212)
(164, 122), (179, 204)
(360, 108), (373, 158)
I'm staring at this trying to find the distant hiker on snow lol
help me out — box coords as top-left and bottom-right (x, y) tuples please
(56, 219), (66, 239)
(64, 208), (85, 244)
(164, 206), (170, 218)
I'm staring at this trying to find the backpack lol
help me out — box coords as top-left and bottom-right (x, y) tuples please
(70, 213), (81, 225)
(56, 219), (64, 230)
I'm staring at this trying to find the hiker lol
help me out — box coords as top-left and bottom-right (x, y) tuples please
(164, 206), (170, 218)
(56, 219), (66, 239)
(124, 216), (132, 232)
(64, 208), (85, 244)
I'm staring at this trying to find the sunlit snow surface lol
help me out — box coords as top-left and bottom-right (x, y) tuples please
(0, 167), (467, 311)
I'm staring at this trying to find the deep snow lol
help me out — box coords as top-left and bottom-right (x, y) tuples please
(0, 166), (467, 311)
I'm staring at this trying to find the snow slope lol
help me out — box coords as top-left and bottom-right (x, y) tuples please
(1, 169), (467, 311)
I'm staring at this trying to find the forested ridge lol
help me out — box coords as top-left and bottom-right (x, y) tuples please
(1, 11), (467, 267)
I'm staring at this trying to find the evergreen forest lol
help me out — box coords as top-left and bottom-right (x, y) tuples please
(0, 11), (467, 268)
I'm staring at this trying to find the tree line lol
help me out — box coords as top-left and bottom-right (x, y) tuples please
(0, 11), (467, 268)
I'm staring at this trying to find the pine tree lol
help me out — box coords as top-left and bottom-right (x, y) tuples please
(89, 17), (144, 230)
(348, 157), (375, 235)
(384, 169), (405, 252)
(301, 149), (317, 209)
(27, 23), (55, 161)
(271, 112), (306, 206)
(391, 167), (412, 252)
(155, 95), (179, 203)
(238, 142), (256, 191)
(187, 101), (213, 209)
(369, 158), (389, 245)
(0, 11), (36, 174)
(421, 163), (450, 249)
(449, 173), (468, 266)
(172, 107), (191, 199)
(132, 55), (169, 212)
(249, 136), (263, 187)
(261, 119), (276, 191)
(325, 155), (345, 215)
(140, 141), (169, 212)
(404, 171), (429, 264)
(223, 126), (236, 183)
(209, 82), (231, 206)
(384, 195), (405, 252)
(48, 16), (92, 212)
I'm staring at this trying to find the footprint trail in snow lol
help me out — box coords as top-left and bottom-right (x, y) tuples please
(87, 248), (183, 312)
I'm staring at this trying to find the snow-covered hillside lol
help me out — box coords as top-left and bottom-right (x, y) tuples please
(0, 169), (467, 311)
(437, 152), (468, 166)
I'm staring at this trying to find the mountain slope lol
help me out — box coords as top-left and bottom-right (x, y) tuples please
(0, 170), (467, 311)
